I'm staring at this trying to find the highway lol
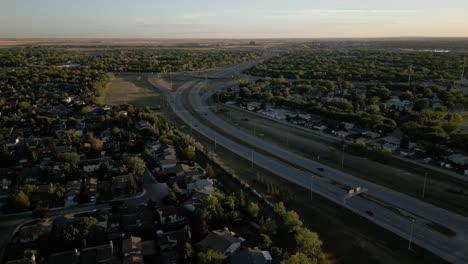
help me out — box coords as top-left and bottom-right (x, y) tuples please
(148, 56), (468, 263)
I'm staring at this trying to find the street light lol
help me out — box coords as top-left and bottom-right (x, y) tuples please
(341, 144), (345, 169)
(422, 172), (428, 198)
(408, 218), (415, 250)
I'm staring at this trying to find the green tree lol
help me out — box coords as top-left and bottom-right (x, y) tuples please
(58, 152), (80, 166)
(263, 218), (277, 235)
(197, 250), (224, 264)
(127, 157), (146, 176)
(273, 202), (287, 218)
(128, 174), (138, 194)
(62, 129), (83, 144)
(247, 202), (260, 219)
(260, 233), (272, 249)
(184, 242), (194, 259)
(284, 210), (303, 232)
(48, 183), (65, 202)
(89, 136), (104, 153)
(13, 191), (30, 211)
(280, 253), (316, 264)
(294, 227), (323, 260)
(184, 145), (196, 160)
(206, 163), (216, 178)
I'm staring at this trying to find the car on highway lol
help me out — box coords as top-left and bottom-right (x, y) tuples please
(317, 167), (325, 172)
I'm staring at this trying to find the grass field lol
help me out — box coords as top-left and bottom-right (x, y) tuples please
(211, 104), (468, 217)
(100, 73), (165, 108)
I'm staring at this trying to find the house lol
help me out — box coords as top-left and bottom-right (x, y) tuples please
(17, 219), (52, 243)
(229, 248), (273, 264)
(145, 141), (161, 152)
(342, 122), (355, 130)
(385, 98), (412, 111)
(56, 145), (73, 154)
(85, 178), (98, 202)
(80, 241), (118, 264)
(181, 163), (205, 178)
(381, 136), (401, 147)
(333, 130), (350, 138)
(362, 131), (381, 139)
(30, 184), (51, 208)
(187, 179), (214, 192)
(110, 175), (130, 195)
(196, 228), (243, 257)
(65, 180), (82, 207)
(157, 229), (191, 263)
(47, 250), (79, 264)
(157, 206), (188, 227)
(119, 207), (153, 232)
(122, 236), (143, 264)
(158, 229), (191, 251)
(135, 120), (151, 131)
(193, 187), (216, 200)
(0, 168), (15, 189)
(20, 167), (42, 184)
(160, 159), (178, 172)
(447, 154), (468, 167)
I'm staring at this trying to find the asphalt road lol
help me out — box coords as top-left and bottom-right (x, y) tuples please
(148, 56), (468, 263)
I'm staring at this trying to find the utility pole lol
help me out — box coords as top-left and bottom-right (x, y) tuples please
(408, 218), (415, 250)
(251, 149), (254, 168)
(214, 131), (217, 150)
(422, 172), (428, 198)
(341, 144), (345, 169)
(310, 175), (314, 200)
(190, 117), (193, 136)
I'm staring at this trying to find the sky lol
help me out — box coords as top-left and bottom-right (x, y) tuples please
(1, 0), (468, 38)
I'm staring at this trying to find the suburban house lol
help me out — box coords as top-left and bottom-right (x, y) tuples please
(229, 248), (273, 264)
(196, 228), (243, 257)
(157, 206), (188, 227)
(79, 241), (118, 264)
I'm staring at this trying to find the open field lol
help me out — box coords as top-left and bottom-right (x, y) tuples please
(210, 104), (468, 217)
(100, 73), (165, 108)
(0, 38), (286, 48)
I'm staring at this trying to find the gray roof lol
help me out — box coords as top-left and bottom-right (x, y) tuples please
(230, 248), (272, 264)
(195, 229), (242, 253)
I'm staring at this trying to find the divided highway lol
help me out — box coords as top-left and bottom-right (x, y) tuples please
(148, 57), (468, 264)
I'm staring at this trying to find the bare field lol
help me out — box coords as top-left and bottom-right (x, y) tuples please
(0, 38), (286, 48)
(101, 73), (163, 108)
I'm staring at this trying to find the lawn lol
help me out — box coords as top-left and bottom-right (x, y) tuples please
(100, 73), (164, 108)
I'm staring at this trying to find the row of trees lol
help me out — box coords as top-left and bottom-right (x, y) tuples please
(0, 47), (259, 73)
(247, 48), (468, 82)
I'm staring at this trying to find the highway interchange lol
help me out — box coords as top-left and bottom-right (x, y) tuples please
(149, 55), (468, 264)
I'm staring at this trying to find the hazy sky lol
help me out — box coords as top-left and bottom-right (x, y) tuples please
(1, 0), (468, 38)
